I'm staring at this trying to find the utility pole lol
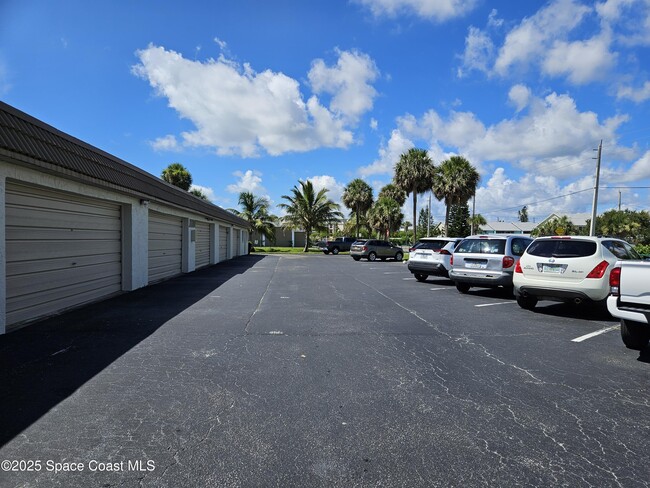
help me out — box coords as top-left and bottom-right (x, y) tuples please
(427, 193), (431, 237)
(618, 190), (621, 211)
(589, 140), (602, 237)
(471, 191), (476, 235)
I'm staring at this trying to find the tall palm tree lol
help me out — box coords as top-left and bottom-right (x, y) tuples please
(279, 180), (343, 252)
(432, 155), (480, 237)
(161, 162), (192, 191)
(468, 213), (487, 234)
(393, 148), (436, 244)
(368, 197), (403, 239)
(378, 183), (407, 206)
(230, 192), (277, 244)
(342, 178), (374, 238)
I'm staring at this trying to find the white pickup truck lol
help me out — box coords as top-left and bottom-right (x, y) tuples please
(607, 260), (650, 350)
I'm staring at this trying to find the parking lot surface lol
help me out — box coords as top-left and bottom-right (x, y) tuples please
(1, 254), (648, 487)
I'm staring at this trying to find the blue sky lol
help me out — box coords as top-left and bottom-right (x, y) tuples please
(2, 0), (650, 224)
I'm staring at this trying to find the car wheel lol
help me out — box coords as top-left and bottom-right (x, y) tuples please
(455, 283), (470, 294)
(395, 251), (403, 262)
(322, 251), (330, 255)
(516, 295), (538, 310)
(352, 256), (361, 261)
(621, 319), (650, 350)
(368, 252), (377, 262)
(414, 274), (427, 282)
(332, 247), (340, 255)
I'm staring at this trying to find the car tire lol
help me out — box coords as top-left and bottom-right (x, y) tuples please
(516, 295), (538, 310)
(368, 252), (377, 262)
(414, 274), (427, 282)
(395, 251), (403, 262)
(332, 247), (340, 255)
(455, 283), (470, 294)
(352, 256), (361, 261)
(620, 319), (650, 350)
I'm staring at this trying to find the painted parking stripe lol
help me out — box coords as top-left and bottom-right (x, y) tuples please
(571, 325), (620, 342)
(430, 287), (447, 291)
(402, 277), (416, 280)
(475, 302), (516, 307)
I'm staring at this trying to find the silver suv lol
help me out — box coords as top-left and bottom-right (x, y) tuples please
(449, 234), (533, 294)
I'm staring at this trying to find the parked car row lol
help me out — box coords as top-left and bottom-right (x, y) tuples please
(400, 233), (647, 351)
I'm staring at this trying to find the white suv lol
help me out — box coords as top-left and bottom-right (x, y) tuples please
(407, 237), (463, 281)
(513, 236), (641, 310)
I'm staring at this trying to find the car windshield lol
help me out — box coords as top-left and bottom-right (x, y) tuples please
(455, 238), (506, 254)
(527, 240), (597, 258)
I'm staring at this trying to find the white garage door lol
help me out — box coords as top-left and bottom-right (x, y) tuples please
(148, 212), (183, 283)
(5, 182), (122, 328)
(195, 221), (211, 269)
(219, 225), (228, 262)
(234, 229), (241, 257)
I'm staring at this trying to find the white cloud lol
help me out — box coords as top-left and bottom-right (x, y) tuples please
(494, 0), (592, 76)
(359, 128), (414, 176)
(308, 49), (379, 123)
(542, 33), (617, 84)
(355, 0), (478, 21)
(226, 170), (266, 195)
(617, 80), (650, 101)
(133, 44), (375, 157)
(508, 84), (531, 112)
(150, 134), (180, 151)
(457, 26), (495, 77)
(307, 175), (346, 206)
(370, 118), (378, 130)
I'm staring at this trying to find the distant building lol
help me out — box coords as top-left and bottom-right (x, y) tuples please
(479, 213), (591, 236)
(251, 225), (306, 248)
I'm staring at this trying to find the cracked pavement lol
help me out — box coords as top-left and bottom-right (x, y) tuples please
(0, 253), (649, 487)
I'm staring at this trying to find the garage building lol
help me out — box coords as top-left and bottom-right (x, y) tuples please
(0, 101), (250, 333)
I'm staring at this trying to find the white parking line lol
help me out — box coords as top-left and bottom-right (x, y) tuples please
(430, 287), (447, 291)
(474, 302), (516, 308)
(402, 277), (416, 280)
(571, 325), (620, 342)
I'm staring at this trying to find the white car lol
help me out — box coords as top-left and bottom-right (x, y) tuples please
(513, 236), (641, 310)
(407, 237), (463, 281)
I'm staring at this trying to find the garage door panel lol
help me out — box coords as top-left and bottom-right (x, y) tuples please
(196, 222), (210, 268)
(148, 212), (183, 283)
(7, 277), (123, 326)
(7, 262), (122, 298)
(7, 240), (121, 261)
(219, 226), (228, 261)
(5, 182), (122, 328)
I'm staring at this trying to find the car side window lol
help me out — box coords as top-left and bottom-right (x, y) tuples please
(603, 240), (629, 259)
(511, 238), (529, 257)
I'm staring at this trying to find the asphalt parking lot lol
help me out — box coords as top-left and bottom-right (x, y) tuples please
(1, 253), (649, 487)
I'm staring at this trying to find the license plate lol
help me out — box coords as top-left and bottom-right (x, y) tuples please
(465, 262), (486, 269)
(541, 264), (564, 273)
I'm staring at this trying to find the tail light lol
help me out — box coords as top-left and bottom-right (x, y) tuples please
(362, 246), (368, 251)
(409, 246), (416, 252)
(586, 260), (609, 279)
(502, 256), (515, 268)
(515, 260), (523, 273)
(439, 249), (451, 255)
(450, 255), (454, 265)
(609, 266), (621, 295)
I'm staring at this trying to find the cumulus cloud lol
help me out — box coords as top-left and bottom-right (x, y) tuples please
(617, 81), (650, 101)
(457, 26), (495, 77)
(542, 33), (617, 84)
(307, 175), (346, 206)
(150, 134), (180, 151)
(354, 0), (478, 21)
(508, 84), (531, 112)
(226, 170), (267, 195)
(133, 44), (377, 157)
(308, 49), (379, 123)
(359, 128), (414, 176)
(189, 184), (217, 202)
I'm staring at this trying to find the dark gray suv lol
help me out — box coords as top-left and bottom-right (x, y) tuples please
(350, 239), (404, 262)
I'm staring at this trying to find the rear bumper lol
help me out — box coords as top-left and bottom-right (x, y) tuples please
(607, 296), (650, 324)
(449, 270), (512, 287)
(408, 261), (447, 276)
(515, 286), (604, 303)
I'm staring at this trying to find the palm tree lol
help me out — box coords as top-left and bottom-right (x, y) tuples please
(378, 183), (407, 206)
(532, 215), (575, 237)
(432, 155), (480, 237)
(230, 192), (277, 245)
(368, 197), (403, 239)
(161, 163), (192, 191)
(189, 187), (209, 200)
(279, 180), (343, 252)
(393, 148), (436, 244)
(468, 214), (487, 234)
(342, 179), (374, 238)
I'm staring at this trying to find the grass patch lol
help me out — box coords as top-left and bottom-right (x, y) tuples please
(252, 246), (317, 254)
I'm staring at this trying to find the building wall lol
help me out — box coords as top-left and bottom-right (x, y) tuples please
(0, 160), (248, 333)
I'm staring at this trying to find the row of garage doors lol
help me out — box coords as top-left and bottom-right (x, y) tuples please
(5, 182), (244, 329)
